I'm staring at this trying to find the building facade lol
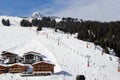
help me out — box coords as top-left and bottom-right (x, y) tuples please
(0, 65), (8, 74)
(32, 61), (54, 75)
(9, 63), (27, 73)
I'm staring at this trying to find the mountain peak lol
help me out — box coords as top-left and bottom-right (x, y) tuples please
(31, 12), (44, 19)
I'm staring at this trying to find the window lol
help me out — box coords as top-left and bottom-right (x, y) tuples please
(25, 54), (34, 59)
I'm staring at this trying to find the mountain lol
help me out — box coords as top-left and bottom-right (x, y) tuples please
(31, 12), (61, 22)
(0, 16), (120, 80)
(31, 12), (44, 19)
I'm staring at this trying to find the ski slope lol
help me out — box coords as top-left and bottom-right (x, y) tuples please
(0, 16), (120, 80)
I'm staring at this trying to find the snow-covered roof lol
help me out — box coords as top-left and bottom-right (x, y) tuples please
(8, 63), (25, 67)
(8, 39), (56, 60)
(8, 39), (46, 56)
(0, 64), (7, 67)
(0, 63), (33, 68)
(24, 64), (33, 68)
(32, 61), (55, 66)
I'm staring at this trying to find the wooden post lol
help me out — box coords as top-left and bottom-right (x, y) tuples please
(87, 59), (89, 67)
(118, 58), (120, 72)
(86, 42), (89, 48)
(58, 38), (60, 45)
(102, 49), (104, 55)
(87, 55), (90, 67)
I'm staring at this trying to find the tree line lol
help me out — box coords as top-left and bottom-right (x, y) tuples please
(56, 18), (120, 57)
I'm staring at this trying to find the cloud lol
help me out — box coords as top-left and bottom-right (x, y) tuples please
(52, 0), (120, 21)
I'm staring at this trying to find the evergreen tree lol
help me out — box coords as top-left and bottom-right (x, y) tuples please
(32, 18), (38, 26)
(76, 75), (85, 80)
(2, 19), (10, 26)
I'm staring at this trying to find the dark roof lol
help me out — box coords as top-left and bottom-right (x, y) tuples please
(24, 51), (41, 56)
(1, 51), (17, 56)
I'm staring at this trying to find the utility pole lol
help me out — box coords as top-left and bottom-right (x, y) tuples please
(87, 55), (90, 67)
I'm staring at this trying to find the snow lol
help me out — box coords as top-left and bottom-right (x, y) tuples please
(0, 16), (22, 26)
(8, 63), (25, 67)
(55, 18), (62, 23)
(0, 16), (120, 80)
(0, 64), (7, 67)
(4, 59), (9, 64)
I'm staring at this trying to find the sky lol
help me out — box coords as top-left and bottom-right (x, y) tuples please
(0, 0), (120, 21)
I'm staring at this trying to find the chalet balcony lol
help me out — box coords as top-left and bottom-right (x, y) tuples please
(24, 59), (35, 64)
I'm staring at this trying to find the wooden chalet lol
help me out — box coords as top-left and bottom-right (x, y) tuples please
(1, 51), (21, 64)
(32, 61), (55, 75)
(23, 51), (43, 64)
(0, 64), (8, 74)
(9, 63), (27, 73)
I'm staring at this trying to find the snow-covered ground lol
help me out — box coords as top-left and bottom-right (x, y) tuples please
(0, 16), (120, 80)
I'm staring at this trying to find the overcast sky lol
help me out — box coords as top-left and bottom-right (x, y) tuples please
(0, 0), (120, 21)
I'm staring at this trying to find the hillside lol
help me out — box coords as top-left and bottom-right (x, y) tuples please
(0, 16), (120, 80)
